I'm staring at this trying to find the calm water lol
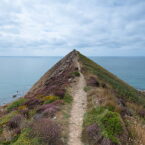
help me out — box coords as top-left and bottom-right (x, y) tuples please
(0, 56), (145, 105)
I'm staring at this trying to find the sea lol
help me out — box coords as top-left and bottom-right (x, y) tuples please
(0, 56), (145, 105)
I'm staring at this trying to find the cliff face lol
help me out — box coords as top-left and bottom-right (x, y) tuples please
(24, 50), (78, 98)
(0, 50), (145, 145)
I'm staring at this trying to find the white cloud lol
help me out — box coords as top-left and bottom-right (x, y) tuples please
(0, 0), (145, 56)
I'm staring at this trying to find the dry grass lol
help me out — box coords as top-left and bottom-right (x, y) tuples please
(102, 100), (122, 113)
(126, 116), (145, 145)
(126, 102), (144, 114)
(86, 87), (118, 110)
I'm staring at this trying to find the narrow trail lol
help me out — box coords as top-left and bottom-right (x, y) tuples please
(68, 61), (87, 145)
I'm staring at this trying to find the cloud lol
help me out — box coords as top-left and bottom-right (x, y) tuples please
(0, 0), (145, 56)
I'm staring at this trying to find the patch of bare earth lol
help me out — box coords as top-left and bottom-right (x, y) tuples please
(68, 62), (87, 145)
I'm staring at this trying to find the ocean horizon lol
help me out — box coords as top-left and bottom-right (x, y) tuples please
(0, 56), (145, 105)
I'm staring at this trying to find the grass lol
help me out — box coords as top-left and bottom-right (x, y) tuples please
(0, 111), (17, 126)
(84, 86), (91, 92)
(83, 107), (123, 144)
(63, 93), (73, 104)
(41, 96), (59, 104)
(71, 71), (80, 77)
(79, 53), (145, 106)
(12, 128), (40, 145)
(7, 98), (27, 112)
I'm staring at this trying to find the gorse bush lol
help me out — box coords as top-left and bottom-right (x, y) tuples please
(7, 98), (27, 111)
(41, 96), (59, 104)
(32, 118), (62, 145)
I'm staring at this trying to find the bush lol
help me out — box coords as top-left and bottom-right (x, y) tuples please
(83, 107), (123, 144)
(63, 93), (73, 104)
(0, 111), (17, 126)
(71, 71), (80, 77)
(37, 101), (61, 113)
(7, 114), (23, 129)
(24, 98), (42, 109)
(139, 109), (145, 118)
(85, 123), (102, 144)
(7, 98), (27, 111)
(13, 128), (40, 145)
(54, 89), (66, 99)
(31, 118), (63, 145)
(87, 77), (100, 87)
(103, 100), (122, 113)
(43, 104), (60, 118)
(42, 96), (59, 104)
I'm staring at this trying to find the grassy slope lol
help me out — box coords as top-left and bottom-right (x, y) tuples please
(79, 53), (145, 106)
(79, 53), (145, 145)
(0, 91), (73, 145)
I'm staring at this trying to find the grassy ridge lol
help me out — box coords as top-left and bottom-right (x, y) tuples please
(79, 53), (145, 106)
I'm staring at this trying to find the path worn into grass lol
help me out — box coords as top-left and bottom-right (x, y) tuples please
(68, 61), (87, 145)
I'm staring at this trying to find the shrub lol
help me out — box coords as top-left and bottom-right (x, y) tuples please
(52, 100), (64, 105)
(139, 109), (145, 118)
(103, 100), (122, 113)
(87, 77), (100, 87)
(7, 114), (23, 129)
(100, 111), (123, 141)
(31, 118), (62, 145)
(18, 105), (27, 111)
(63, 93), (73, 103)
(42, 96), (59, 104)
(84, 86), (91, 92)
(54, 89), (66, 98)
(24, 98), (42, 109)
(83, 107), (123, 144)
(0, 111), (17, 126)
(85, 123), (102, 144)
(7, 98), (27, 111)
(13, 128), (40, 145)
(37, 102), (60, 113)
(71, 71), (80, 77)
(43, 107), (58, 118)
(18, 106), (29, 118)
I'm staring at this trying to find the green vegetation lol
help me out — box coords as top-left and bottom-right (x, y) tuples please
(0, 127), (3, 135)
(7, 98), (27, 112)
(84, 86), (91, 92)
(79, 53), (145, 106)
(41, 96), (59, 104)
(0, 111), (17, 126)
(12, 129), (40, 145)
(83, 107), (123, 144)
(64, 93), (73, 104)
(71, 71), (80, 77)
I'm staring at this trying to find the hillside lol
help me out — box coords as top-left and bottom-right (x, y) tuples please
(0, 50), (145, 145)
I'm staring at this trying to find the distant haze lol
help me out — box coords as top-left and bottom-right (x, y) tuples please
(0, 0), (145, 56)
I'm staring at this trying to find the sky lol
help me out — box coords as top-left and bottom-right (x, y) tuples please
(0, 0), (145, 56)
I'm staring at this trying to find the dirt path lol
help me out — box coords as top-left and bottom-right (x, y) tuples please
(68, 61), (87, 145)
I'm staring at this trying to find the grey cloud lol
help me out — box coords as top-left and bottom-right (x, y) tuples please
(0, 0), (145, 56)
